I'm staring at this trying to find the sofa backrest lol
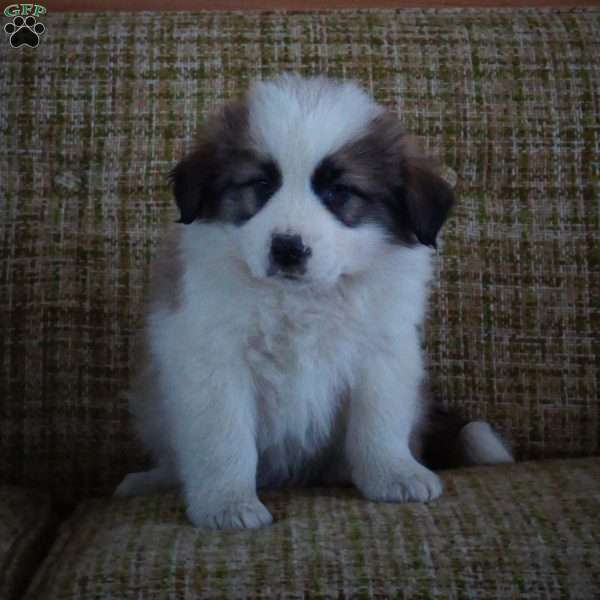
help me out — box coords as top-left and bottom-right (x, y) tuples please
(1, 9), (598, 507)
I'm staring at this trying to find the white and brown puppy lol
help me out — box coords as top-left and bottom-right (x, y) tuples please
(116, 74), (512, 529)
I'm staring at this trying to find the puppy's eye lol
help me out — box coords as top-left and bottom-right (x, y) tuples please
(321, 184), (352, 207)
(240, 178), (273, 192)
(245, 178), (270, 189)
(246, 178), (276, 203)
(231, 178), (277, 213)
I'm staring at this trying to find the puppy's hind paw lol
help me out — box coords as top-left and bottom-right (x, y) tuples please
(114, 472), (153, 497)
(114, 467), (177, 497)
(187, 497), (273, 530)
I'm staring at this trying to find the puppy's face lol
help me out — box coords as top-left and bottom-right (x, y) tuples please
(171, 75), (454, 289)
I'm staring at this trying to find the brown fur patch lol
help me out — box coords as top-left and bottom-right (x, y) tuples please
(170, 98), (280, 226)
(312, 112), (455, 247)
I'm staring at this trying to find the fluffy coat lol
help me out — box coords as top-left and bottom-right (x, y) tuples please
(116, 74), (512, 529)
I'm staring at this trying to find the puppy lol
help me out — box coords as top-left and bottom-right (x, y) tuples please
(115, 74), (512, 529)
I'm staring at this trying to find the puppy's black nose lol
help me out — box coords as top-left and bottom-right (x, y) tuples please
(270, 234), (312, 273)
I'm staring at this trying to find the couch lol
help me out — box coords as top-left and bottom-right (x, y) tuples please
(1, 8), (599, 599)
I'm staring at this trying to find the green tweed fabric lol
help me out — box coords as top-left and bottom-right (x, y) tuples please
(0, 486), (56, 600)
(23, 459), (600, 599)
(1, 9), (599, 506)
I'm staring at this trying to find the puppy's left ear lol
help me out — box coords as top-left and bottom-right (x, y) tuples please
(396, 151), (455, 248)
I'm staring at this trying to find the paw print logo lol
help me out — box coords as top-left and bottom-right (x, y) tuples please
(4, 15), (45, 48)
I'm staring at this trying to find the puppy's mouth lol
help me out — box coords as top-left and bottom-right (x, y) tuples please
(280, 272), (302, 281)
(266, 264), (305, 282)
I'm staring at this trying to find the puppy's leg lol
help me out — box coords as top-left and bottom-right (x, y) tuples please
(346, 355), (442, 503)
(171, 368), (272, 530)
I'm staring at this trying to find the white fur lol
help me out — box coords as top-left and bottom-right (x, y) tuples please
(116, 75), (444, 528)
(459, 422), (514, 466)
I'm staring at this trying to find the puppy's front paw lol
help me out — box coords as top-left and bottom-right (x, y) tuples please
(358, 461), (443, 504)
(187, 497), (273, 530)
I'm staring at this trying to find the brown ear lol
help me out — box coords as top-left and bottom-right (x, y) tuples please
(169, 99), (249, 225)
(340, 113), (455, 248)
(398, 155), (455, 248)
(169, 142), (220, 225)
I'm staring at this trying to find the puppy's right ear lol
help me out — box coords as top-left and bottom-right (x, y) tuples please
(169, 142), (219, 225)
(170, 100), (249, 225)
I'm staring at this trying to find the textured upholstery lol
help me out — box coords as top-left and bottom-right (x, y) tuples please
(1, 9), (599, 507)
(23, 459), (600, 599)
(0, 487), (56, 600)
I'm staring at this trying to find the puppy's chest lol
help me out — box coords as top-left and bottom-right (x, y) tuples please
(243, 295), (359, 394)
(244, 295), (360, 469)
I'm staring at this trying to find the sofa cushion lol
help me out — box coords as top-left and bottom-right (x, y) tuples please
(1, 9), (599, 505)
(0, 486), (56, 600)
(23, 458), (600, 599)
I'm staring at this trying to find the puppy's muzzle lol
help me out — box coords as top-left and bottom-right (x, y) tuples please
(269, 233), (312, 278)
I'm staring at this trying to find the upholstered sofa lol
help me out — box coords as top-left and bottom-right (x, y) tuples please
(1, 8), (599, 599)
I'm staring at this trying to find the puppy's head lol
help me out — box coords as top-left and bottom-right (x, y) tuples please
(170, 74), (454, 289)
